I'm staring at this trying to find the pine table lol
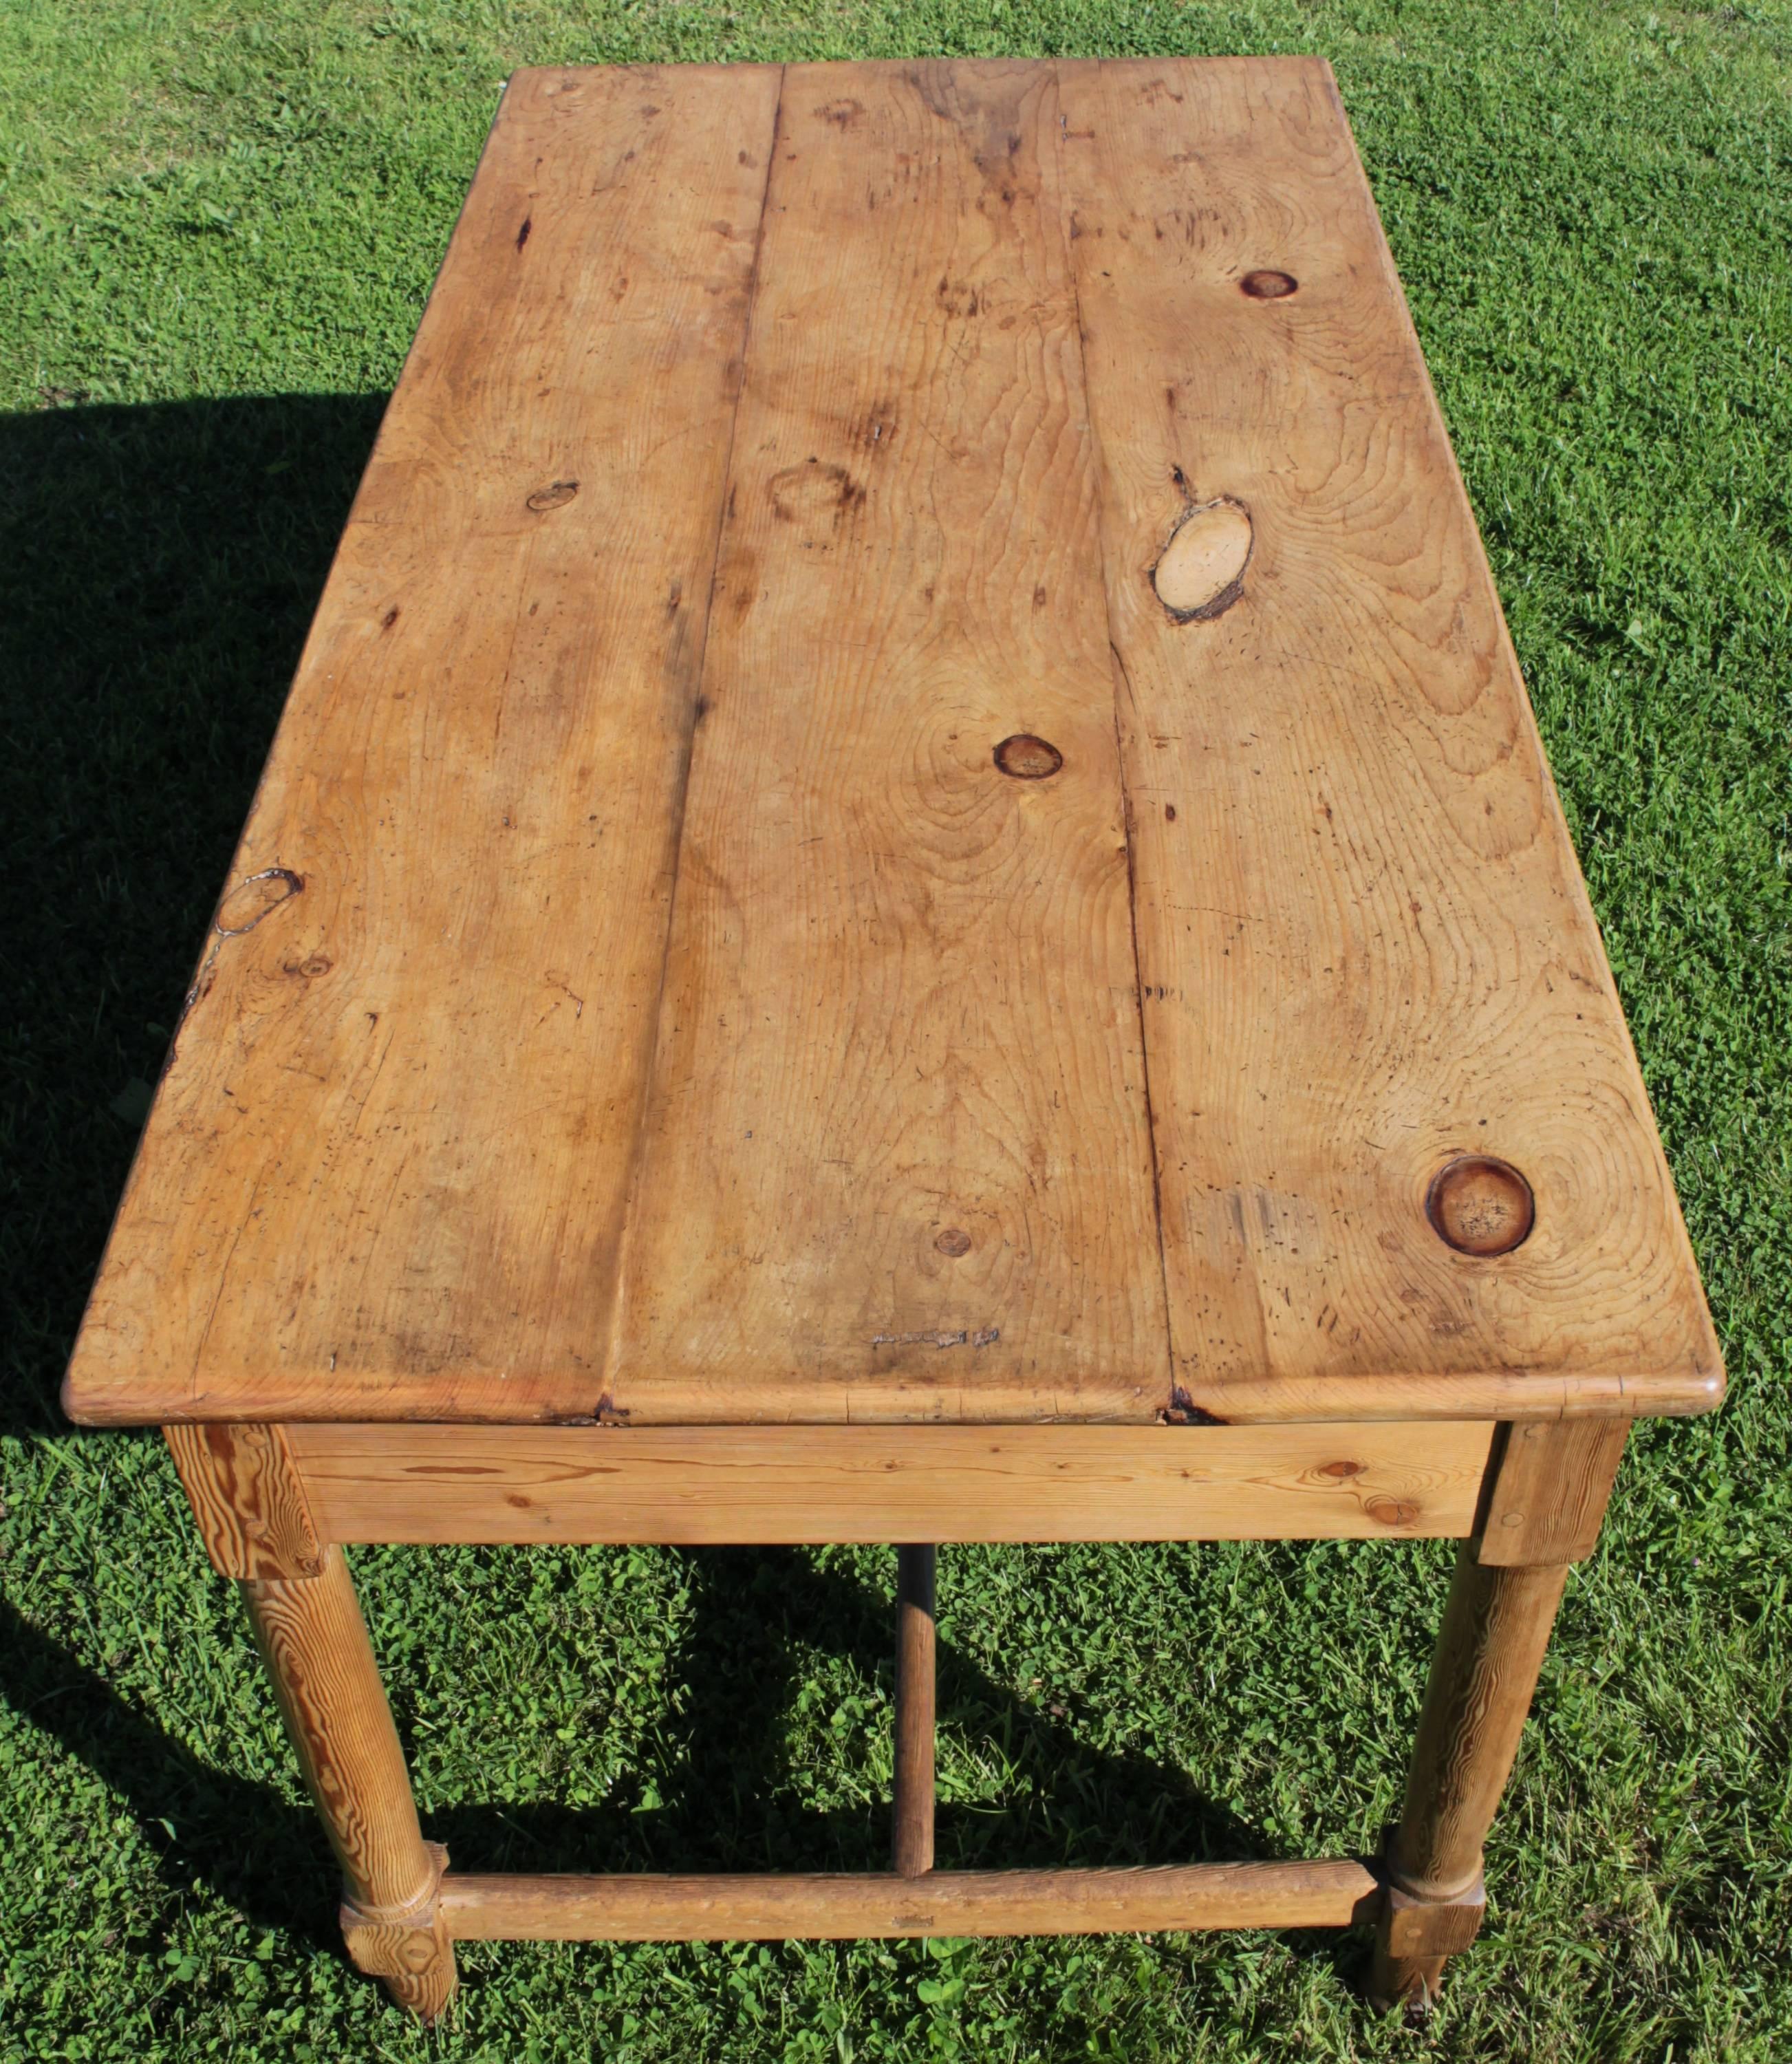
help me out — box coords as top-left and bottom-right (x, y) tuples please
(65, 57), (1723, 2020)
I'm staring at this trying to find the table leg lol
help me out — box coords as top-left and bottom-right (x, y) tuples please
(893, 1544), (937, 1877)
(241, 1547), (457, 2019)
(1371, 1419), (1628, 2011)
(1370, 1547), (1568, 2011)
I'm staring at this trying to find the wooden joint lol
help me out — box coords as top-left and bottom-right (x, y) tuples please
(164, 1422), (323, 1578)
(340, 1841), (457, 2021)
(1472, 1419), (1627, 1566)
(1377, 1875), (1486, 1960)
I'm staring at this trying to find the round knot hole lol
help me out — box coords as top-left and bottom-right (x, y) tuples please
(1240, 269), (1298, 299)
(994, 734), (1063, 780)
(1426, 1155), (1535, 1256)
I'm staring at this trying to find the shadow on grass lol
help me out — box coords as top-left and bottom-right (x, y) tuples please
(0, 391), (389, 1438)
(0, 1594), (341, 1951)
(428, 1545), (1290, 1878)
(0, 395), (1372, 1990)
(466, 1546), (1375, 1985)
(0, 1557), (1372, 1989)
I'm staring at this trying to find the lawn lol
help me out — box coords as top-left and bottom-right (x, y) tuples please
(2, 0), (1789, 2058)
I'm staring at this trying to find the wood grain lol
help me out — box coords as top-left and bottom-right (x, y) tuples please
(241, 1549), (456, 2011)
(64, 65), (783, 1426)
(1473, 1419), (1627, 1566)
(165, 1421), (322, 1578)
(1372, 1544), (1564, 2006)
(285, 1419), (1496, 1545)
(606, 60), (1166, 1426)
(63, 58), (1719, 1432)
(893, 1544), (936, 1875)
(1389, 1547), (1567, 1904)
(440, 1860), (1383, 1939)
(340, 1842), (456, 2023)
(1057, 56), (1721, 1425)
(1377, 1877), (1485, 1961)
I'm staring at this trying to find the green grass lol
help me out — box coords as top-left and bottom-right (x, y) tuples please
(2, 0), (1789, 2056)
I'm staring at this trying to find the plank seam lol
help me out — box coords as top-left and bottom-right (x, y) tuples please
(1052, 58), (1181, 1423)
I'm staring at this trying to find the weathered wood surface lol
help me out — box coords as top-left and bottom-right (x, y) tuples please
(607, 59), (1167, 1426)
(65, 65), (785, 1426)
(285, 1420), (1496, 1544)
(1052, 57), (1719, 1426)
(63, 58), (1720, 1431)
(440, 1860), (1383, 1940)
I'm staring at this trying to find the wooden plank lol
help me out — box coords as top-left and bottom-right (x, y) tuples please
(66, 58), (1719, 1434)
(285, 1419), (1495, 1543)
(63, 65), (784, 1426)
(164, 1421), (323, 1578)
(1055, 56), (1722, 1425)
(605, 61), (1169, 1426)
(440, 1861), (1383, 1940)
(1473, 1419), (1627, 1565)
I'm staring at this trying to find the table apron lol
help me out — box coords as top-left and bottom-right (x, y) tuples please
(164, 1420), (1504, 1567)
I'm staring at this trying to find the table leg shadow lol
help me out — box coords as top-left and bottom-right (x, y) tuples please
(420, 1545), (1292, 1886)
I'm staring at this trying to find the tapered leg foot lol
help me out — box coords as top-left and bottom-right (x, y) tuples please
(1368, 1879), (1485, 2014)
(341, 1841), (458, 2021)
(241, 1547), (459, 2019)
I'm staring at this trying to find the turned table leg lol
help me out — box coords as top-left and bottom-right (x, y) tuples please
(894, 1544), (938, 1877)
(1372, 1420), (1628, 2012)
(1370, 1549), (1566, 2009)
(241, 1547), (457, 2019)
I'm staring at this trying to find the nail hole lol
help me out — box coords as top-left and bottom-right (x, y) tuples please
(1240, 269), (1298, 299)
(994, 734), (1063, 780)
(1425, 1155), (1535, 1256)
(935, 1227), (972, 1257)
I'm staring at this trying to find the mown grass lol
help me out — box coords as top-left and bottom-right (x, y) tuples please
(2, 1), (1789, 2058)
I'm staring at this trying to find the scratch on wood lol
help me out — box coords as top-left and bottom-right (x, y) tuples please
(872, 1328), (1001, 1350)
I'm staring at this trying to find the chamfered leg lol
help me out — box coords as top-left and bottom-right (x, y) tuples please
(1370, 1547), (1569, 2012)
(241, 1546), (457, 2019)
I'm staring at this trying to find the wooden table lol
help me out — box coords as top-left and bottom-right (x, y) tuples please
(65, 56), (1723, 2021)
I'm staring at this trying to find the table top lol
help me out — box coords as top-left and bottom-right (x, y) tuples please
(65, 57), (1722, 1432)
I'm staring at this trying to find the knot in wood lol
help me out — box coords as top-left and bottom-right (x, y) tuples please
(1425, 1156), (1535, 1256)
(526, 480), (579, 513)
(993, 734), (1063, 780)
(1152, 497), (1253, 621)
